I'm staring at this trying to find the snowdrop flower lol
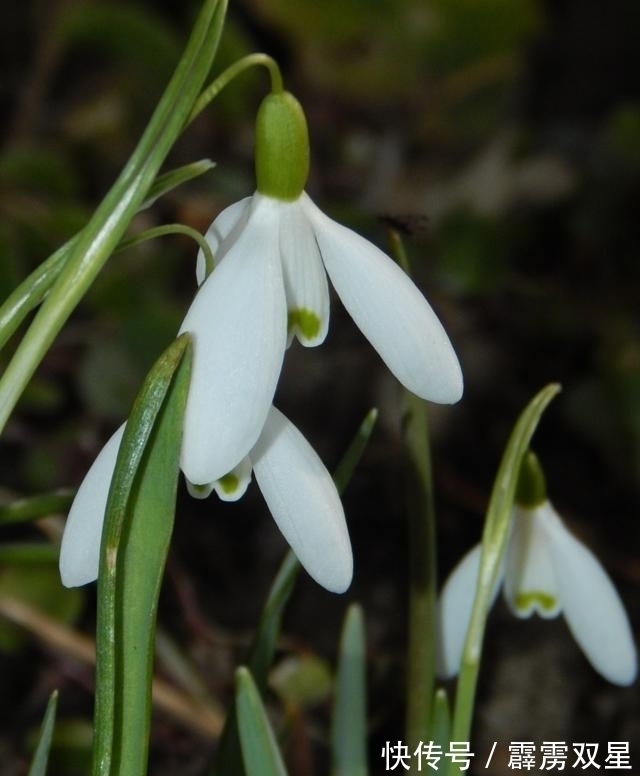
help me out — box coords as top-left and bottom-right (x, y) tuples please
(437, 451), (637, 686)
(59, 406), (352, 593)
(178, 89), (463, 488)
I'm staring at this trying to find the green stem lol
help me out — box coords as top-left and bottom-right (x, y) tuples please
(0, 0), (227, 435)
(117, 223), (215, 276)
(388, 229), (438, 758)
(188, 53), (283, 125)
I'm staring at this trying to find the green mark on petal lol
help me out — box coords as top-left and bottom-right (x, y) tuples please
(288, 308), (321, 342)
(515, 591), (557, 613)
(218, 473), (240, 495)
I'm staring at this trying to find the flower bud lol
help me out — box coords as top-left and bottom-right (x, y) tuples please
(255, 91), (310, 201)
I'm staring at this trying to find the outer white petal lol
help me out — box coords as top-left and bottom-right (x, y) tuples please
(179, 197), (288, 485)
(543, 503), (638, 686)
(503, 506), (561, 619)
(278, 200), (330, 347)
(251, 406), (352, 593)
(59, 424), (125, 587)
(301, 193), (463, 403)
(196, 197), (252, 285)
(437, 544), (504, 678)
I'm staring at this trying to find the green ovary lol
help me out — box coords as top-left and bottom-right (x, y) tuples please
(218, 473), (239, 495)
(515, 591), (557, 613)
(288, 308), (321, 341)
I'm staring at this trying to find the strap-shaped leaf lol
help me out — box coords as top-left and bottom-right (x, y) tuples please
(235, 668), (289, 776)
(27, 690), (58, 776)
(331, 604), (368, 776)
(92, 334), (192, 776)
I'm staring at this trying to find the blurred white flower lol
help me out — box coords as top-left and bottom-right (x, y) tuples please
(59, 406), (352, 594)
(437, 500), (637, 686)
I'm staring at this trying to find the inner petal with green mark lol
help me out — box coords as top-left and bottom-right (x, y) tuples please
(288, 308), (321, 342)
(217, 472), (240, 495)
(515, 590), (558, 615)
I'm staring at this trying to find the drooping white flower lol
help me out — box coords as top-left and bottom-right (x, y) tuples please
(59, 406), (352, 593)
(437, 453), (637, 686)
(178, 90), (463, 488)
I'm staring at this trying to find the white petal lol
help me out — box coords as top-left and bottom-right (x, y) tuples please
(436, 545), (473, 677)
(179, 198), (288, 485)
(301, 193), (463, 403)
(278, 201), (329, 347)
(251, 406), (352, 593)
(503, 506), (561, 619)
(59, 424), (126, 587)
(543, 503), (638, 686)
(196, 197), (252, 285)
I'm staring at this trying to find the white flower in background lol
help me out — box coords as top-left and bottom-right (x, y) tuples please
(59, 406), (352, 594)
(178, 90), (463, 488)
(437, 452), (637, 686)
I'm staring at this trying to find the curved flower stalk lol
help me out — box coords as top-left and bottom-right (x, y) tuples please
(178, 90), (463, 488)
(437, 452), (637, 686)
(59, 406), (352, 594)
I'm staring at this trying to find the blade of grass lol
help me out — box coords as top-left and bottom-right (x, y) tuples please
(0, 490), (74, 526)
(331, 604), (368, 776)
(235, 667), (289, 776)
(27, 690), (58, 776)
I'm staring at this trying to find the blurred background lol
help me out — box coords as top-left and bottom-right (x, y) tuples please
(0, 0), (638, 773)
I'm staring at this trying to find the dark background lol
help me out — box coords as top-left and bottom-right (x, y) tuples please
(0, 0), (638, 773)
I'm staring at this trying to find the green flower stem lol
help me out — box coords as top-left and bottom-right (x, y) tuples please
(450, 384), (561, 757)
(388, 229), (438, 754)
(0, 0), (227, 436)
(187, 53), (284, 126)
(117, 223), (215, 276)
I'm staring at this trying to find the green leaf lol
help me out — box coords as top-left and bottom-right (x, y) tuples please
(92, 334), (192, 776)
(235, 668), (289, 776)
(27, 690), (58, 776)
(430, 688), (451, 774)
(331, 604), (368, 776)
(140, 159), (216, 210)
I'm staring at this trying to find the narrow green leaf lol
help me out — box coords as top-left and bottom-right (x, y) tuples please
(27, 690), (58, 776)
(235, 668), (289, 776)
(212, 408), (378, 776)
(332, 408), (378, 494)
(451, 383), (561, 746)
(331, 604), (368, 776)
(92, 334), (192, 776)
(140, 159), (216, 209)
(0, 489), (74, 525)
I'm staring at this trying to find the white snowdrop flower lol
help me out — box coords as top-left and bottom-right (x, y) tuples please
(59, 406), (352, 594)
(437, 452), (637, 686)
(179, 90), (463, 488)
